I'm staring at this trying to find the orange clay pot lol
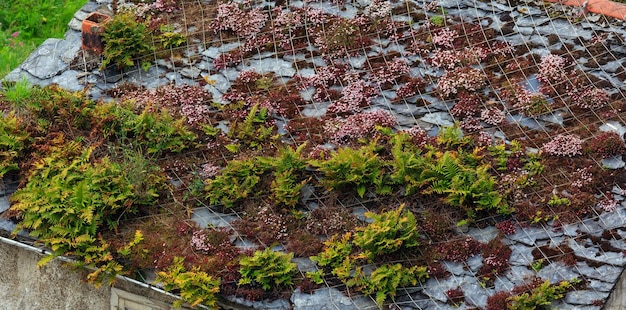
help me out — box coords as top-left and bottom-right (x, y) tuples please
(81, 12), (111, 55)
(544, 0), (626, 20)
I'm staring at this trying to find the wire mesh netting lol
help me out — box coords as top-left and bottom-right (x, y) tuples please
(10, 0), (626, 309)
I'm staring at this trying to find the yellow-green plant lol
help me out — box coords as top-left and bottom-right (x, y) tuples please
(122, 108), (197, 154)
(72, 230), (144, 287)
(101, 12), (154, 69)
(156, 257), (221, 308)
(228, 105), (275, 150)
(96, 103), (196, 155)
(353, 206), (420, 260)
(311, 207), (429, 306)
(259, 144), (309, 207)
(310, 233), (353, 270)
(509, 278), (579, 310)
(239, 248), (297, 291)
(422, 151), (510, 219)
(311, 141), (390, 198)
(388, 131), (433, 195)
(0, 112), (29, 177)
(204, 157), (270, 207)
(158, 24), (187, 49)
(361, 263), (428, 306)
(10, 143), (143, 279)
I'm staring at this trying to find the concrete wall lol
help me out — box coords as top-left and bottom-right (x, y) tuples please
(0, 240), (110, 310)
(605, 270), (626, 310)
(0, 239), (191, 310)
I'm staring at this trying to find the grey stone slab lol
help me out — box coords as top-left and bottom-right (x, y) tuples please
(461, 277), (491, 309)
(241, 57), (296, 78)
(576, 263), (622, 283)
(537, 262), (580, 283)
(466, 226), (499, 244)
(421, 112), (454, 127)
(301, 102), (329, 118)
(587, 279), (614, 292)
(443, 261), (465, 276)
(51, 70), (83, 92)
(515, 16), (550, 27)
(506, 265), (535, 284)
(508, 243), (534, 266)
(565, 290), (610, 305)
(507, 225), (555, 246)
(291, 287), (358, 310)
(597, 206), (626, 230)
(227, 296), (290, 309)
(201, 42), (241, 59)
(0, 196), (9, 213)
(535, 20), (594, 40)
(190, 208), (237, 228)
(20, 39), (69, 79)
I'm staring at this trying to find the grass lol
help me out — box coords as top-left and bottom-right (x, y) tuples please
(0, 0), (88, 79)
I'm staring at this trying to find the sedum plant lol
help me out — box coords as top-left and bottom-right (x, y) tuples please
(238, 248), (297, 291)
(156, 257), (221, 308)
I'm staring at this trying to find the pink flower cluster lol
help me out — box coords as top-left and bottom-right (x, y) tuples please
(495, 220), (516, 235)
(199, 163), (222, 179)
(460, 117), (482, 133)
(477, 131), (493, 147)
(481, 107), (506, 125)
(572, 166), (593, 189)
(372, 58), (410, 84)
(236, 70), (262, 84)
(541, 134), (583, 157)
(437, 67), (486, 98)
(568, 87), (609, 110)
(536, 54), (567, 85)
(450, 92), (481, 119)
(329, 110), (396, 143)
(328, 80), (377, 114)
(153, 0), (178, 12)
(210, 2), (267, 38)
(402, 126), (431, 147)
(428, 48), (483, 70)
(364, 0), (391, 19)
(432, 28), (457, 48)
(598, 197), (619, 212)
(181, 103), (211, 126)
(191, 230), (212, 253)
(396, 77), (425, 98)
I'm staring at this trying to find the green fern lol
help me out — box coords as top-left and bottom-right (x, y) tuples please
(239, 248), (297, 290)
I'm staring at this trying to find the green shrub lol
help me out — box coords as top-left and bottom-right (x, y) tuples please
(95, 103), (197, 155)
(156, 257), (221, 308)
(353, 206), (420, 260)
(101, 12), (154, 69)
(0, 112), (29, 177)
(204, 157), (269, 207)
(9, 143), (138, 265)
(311, 141), (389, 198)
(362, 264), (428, 306)
(228, 105), (276, 150)
(509, 278), (578, 310)
(259, 144), (308, 207)
(239, 248), (297, 290)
